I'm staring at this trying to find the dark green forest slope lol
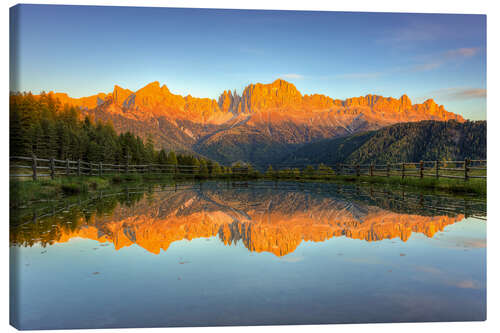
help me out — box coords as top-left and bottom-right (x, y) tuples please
(9, 92), (223, 172)
(279, 120), (486, 167)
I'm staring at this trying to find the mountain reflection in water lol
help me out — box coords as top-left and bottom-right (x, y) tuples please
(11, 182), (483, 256)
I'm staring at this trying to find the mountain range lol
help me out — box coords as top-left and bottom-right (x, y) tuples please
(46, 79), (465, 167)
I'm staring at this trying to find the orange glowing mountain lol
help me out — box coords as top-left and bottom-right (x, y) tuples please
(44, 79), (464, 166)
(54, 79), (462, 124)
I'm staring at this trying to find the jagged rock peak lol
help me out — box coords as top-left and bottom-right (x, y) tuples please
(239, 79), (303, 113)
(218, 89), (242, 114)
(112, 85), (133, 106)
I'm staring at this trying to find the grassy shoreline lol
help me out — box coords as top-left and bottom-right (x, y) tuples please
(10, 172), (485, 208)
(311, 175), (486, 196)
(10, 174), (176, 207)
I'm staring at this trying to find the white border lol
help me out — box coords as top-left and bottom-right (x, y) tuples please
(2, 1), (498, 333)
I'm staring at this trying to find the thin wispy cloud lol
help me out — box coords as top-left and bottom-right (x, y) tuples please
(380, 26), (438, 43)
(445, 47), (479, 58)
(376, 21), (452, 45)
(280, 73), (304, 80)
(427, 87), (486, 101)
(411, 47), (480, 72)
(280, 255), (304, 263)
(454, 280), (482, 289)
(414, 265), (484, 290)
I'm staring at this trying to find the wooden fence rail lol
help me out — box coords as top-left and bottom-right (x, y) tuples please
(10, 155), (254, 180)
(334, 159), (486, 180)
(10, 155), (486, 181)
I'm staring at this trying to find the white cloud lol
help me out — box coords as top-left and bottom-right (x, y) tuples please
(412, 47), (481, 72)
(411, 62), (442, 72)
(280, 73), (304, 80)
(280, 255), (304, 263)
(428, 87), (486, 100)
(445, 47), (479, 58)
(376, 21), (449, 44)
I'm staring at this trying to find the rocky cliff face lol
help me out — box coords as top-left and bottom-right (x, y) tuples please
(218, 89), (242, 114)
(234, 79), (460, 123)
(42, 79), (465, 165)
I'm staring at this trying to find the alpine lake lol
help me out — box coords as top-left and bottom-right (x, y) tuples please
(10, 180), (486, 329)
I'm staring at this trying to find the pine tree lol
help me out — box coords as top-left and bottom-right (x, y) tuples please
(166, 151), (178, 174)
(166, 150), (178, 165)
(211, 162), (222, 177)
(145, 136), (155, 163)
(157, 149), (168, 164)
(266, 165), (275, 178)
(55, 121), (70, 159)
(199, 159), (209, 177)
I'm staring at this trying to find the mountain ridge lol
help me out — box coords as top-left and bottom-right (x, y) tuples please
(47, 79), (463, 123)
(31, 79), (466, 166)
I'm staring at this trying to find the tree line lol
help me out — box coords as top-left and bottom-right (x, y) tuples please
(280, 119), (486, 166)
(9, 92), (241, 175)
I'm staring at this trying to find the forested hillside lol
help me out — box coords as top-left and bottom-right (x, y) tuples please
(280, 120), (486, 167)
(9, 92), (223, 171)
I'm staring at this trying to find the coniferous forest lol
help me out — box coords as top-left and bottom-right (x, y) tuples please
(9, 92), (225, 172)
(280, 120), (486, 166)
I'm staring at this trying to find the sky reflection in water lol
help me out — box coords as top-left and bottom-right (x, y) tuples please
(10, 182), (486, 329)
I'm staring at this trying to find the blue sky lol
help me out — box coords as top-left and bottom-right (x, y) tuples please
(10, 5), (486, 119)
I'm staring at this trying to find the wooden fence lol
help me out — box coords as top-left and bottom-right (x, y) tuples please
(334, 159), (486, 180)
(9, 155), (251, 180)
(10, 156), (486, 181)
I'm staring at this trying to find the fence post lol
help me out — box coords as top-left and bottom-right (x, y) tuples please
(420, 161), (424, 178)
(464, 199), (469, 218)
(370, 163), (374, 177)
(32, 155), (37, 181)
(435, 160), (439, 179)
(386, 163), (390, 177)
(66, 159), (70, 176)
(50, 157), (55, 180)
(401, 163), (405, 179)
(356, 164), (360, 177)
(126, 156), (129, 174)
(464, 158), (470, 180)
(99, 162), (103, 177)
(90, 163), (93, 176)
(77, 159), (81, 176)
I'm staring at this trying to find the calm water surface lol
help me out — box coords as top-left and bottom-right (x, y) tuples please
(10, 182), (486, 329)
